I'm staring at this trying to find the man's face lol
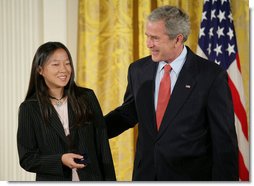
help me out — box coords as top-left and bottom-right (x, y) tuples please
(145, 20), (178, 63)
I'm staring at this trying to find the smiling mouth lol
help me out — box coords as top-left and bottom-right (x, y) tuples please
(151, 50), (159, 55)
(58, 75), (68, 80)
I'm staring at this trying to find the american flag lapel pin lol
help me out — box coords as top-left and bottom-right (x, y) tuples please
(185, 85), (191, 89)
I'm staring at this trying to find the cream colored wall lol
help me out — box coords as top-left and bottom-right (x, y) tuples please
(0, 0), (78, 181)
(67, 0), (78, 72)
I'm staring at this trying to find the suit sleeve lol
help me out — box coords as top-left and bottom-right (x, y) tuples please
(105, 64), (138, 138)
(17, 102), (65, 177)
(88, 90), (116, 180)
(207, 70), (239, 180)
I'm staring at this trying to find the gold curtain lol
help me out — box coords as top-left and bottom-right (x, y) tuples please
(77, 0), (249, 181)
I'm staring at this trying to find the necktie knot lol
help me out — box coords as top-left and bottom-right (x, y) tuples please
(164, 64), (171, 73)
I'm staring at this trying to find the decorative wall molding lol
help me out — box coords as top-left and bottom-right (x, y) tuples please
(0, 0), (77, 181)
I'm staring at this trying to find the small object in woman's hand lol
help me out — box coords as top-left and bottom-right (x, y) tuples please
(74, 154), (89, 165)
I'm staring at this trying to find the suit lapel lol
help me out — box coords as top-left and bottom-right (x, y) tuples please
(68, 101), (78, 146)
(150, 62), (159, 133)
(49, 105), (69, 145)
(157, 49), (199, 138)
(68, 101), (75, 132)
(137, 59), (159, 136)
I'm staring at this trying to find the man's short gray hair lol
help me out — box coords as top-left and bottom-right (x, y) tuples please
(148, 6), (190, 42)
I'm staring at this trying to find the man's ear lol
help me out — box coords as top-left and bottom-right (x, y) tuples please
(175, 34), (184, 44)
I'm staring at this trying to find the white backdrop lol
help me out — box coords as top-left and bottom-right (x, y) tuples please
(0, 0), (78, 181)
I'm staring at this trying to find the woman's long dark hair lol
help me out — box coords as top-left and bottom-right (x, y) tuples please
(25, 41), (92, 126)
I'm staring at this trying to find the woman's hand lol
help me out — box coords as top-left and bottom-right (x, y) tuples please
(61, 153), (86, 169)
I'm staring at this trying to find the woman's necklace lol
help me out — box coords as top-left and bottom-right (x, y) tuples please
(49, 95), (65, 107)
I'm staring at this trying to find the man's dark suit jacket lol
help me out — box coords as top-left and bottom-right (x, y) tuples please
(17, 87), (116, 181)
(105, 47), (238, 181)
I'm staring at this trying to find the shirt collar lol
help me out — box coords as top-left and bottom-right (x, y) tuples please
(158, 46), (187, 75)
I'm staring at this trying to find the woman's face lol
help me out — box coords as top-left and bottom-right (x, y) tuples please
(39, 48), (72, 91)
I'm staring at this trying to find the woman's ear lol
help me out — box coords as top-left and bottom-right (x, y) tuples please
(38, 66), (43, 75)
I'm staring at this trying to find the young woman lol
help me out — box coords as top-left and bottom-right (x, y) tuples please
(17, 42), (116, 181)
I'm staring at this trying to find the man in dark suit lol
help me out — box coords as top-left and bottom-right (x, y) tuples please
(105, 6), (238, 181)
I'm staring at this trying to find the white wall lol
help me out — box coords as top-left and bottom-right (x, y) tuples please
(0, 0), (78, 181)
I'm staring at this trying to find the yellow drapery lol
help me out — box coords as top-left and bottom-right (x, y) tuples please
(77, 0), (249, 181)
